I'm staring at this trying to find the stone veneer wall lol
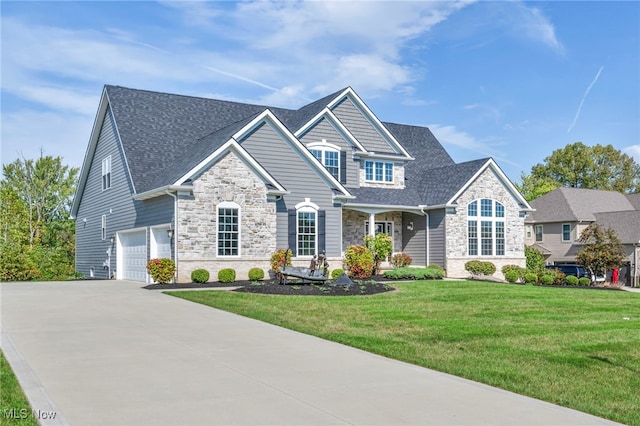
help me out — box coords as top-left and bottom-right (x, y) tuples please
(358, 161), (405, 189)
(342, 210), (403, 253)
(176, 152), (276, 282)
(445, 168), (526, 279)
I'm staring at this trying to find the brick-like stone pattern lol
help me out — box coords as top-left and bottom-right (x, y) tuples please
(445, 168), (526, 279)
(342, 210), (403, 254)
(358, 161), (405, 189)
(176, 152), (277, 282)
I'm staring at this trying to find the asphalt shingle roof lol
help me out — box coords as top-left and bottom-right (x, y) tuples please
(593, 211), (640, 244)
(104, 85), (495, 207)
(527, 187), (635, 222)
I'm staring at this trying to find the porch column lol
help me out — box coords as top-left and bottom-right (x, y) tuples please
(369, 213), (376, 237)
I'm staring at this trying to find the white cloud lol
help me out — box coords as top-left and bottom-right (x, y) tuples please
(623, 145), (640, 163)
(568, 66), (604, 133)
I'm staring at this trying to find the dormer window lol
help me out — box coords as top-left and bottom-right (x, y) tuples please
(365, 160), (393, 183)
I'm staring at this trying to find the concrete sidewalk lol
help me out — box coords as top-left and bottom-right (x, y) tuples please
(1, 280), (619, 426)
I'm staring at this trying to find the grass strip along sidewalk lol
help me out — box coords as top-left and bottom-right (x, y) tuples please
(169, 280), (640, 426)
(1, 350), (38, 426)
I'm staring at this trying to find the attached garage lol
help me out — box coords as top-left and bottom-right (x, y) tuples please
(117, 230), (148, 282)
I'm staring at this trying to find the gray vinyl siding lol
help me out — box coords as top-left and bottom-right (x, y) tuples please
(428, 209), (446, 268)
(298, 117), (359, 187)
(331, 97), (394, 153)
(240, 122), (341, 257)
(75, 107), (173, 278)
(402, 212), (426, 266)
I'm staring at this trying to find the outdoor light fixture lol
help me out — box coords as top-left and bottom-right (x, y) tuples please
(109, 235), (115, 244)
(167, 229), (174, 239)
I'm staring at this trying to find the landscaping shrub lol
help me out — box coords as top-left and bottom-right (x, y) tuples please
(344, 245), (375, 279)
(540, 274), (554, 285)
(525, 245), (546, 276)
(578, 277), (591, 286)
(364, 233), (393, 275)
(504, 270), (519, 283)
(390, 253), (413, 268)
(427, 263), (444, 271)
(270, 248), (292, 273)
(465, 260), (496, 277)
(331, 268), (345, 279)
(218, 268), (236, 283)
(524, 272), (538, 284)
(248, 267), (265, 281)
(383, 267), (444, 280)
(502, 264), (525, 280)
(146, 258), (175, 284)
(565, 275), (579, 286)
(191, 268), (210, 283)
(546, 268), (566, 285)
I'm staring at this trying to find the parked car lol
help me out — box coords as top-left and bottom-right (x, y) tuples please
(545, 264), (591, 279)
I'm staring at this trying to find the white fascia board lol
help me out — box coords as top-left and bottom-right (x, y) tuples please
(327, 87), (413, 160)
(231, 109), (353, 198)
(446, 159), (533, 210)
(294, 107), (367, 152)
(344, 203), (425, 215)
(133, 184), (194, 201)
(175, 138), (287, 193)
(353, 151), (415, 161)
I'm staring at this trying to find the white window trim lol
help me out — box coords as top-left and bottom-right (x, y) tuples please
(467, 199), (505, 256)
(216, 201), (241, 257)
(295, 198), (318, 258)
(101, 214), (107, 240)
(562, 223), (571, 242)
(308, 141), (341, 181)
(102, 155), (112, 191)
(364, 160), (394, 183)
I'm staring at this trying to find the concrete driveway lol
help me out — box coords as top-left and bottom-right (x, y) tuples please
(1, 280), (618, 426)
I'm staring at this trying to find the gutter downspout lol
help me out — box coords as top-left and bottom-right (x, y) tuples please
(166, 190), (178, 283)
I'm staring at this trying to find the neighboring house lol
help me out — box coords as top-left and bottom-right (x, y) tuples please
(524, 187), (640, 286)
(71, 85), (532, 283)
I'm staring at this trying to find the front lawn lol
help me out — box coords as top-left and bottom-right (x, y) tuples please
(168, 281), (640, 425)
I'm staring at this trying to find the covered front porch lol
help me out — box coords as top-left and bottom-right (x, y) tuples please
(341, 204), (433, 267)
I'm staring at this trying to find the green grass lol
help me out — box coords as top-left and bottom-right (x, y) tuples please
(0, 350), (38, 426)
(168, 281), (640, 425)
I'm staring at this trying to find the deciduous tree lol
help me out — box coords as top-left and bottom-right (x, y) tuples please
(576, 223), (626, 281)
(517, 142), (640, 200)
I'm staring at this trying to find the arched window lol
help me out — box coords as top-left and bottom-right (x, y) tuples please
(308, 141), (341, 180)
(467, 199), (505, 256)
(217, 201), (240, 256)
(295, 199), (318, 257)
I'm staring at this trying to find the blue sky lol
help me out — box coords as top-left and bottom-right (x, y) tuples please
(2, 1), (638, 184)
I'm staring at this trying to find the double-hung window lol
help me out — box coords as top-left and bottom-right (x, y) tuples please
(297, 208), (316, 257)
(217, 202), (240, 256)
(365, 160), (393, 182)
(468, 199), (505, 256)
(101, 215), (107, 240)
(535, 225), (543, 242)
(562, 224), (571, 242)
(310, 148), (339, 180)
(102, 156), (111, 190)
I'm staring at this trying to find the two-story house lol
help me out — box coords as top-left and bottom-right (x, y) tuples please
(71, 85), (532, 283)
(524, 187), (640, 286)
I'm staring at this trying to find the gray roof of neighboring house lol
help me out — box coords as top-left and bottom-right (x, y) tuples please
(626, 193), (640, 209)
(526, 187), (636, 223)
(593, 211), (640, 244)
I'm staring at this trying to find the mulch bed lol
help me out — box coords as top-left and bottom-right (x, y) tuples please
(144, 277), (396, 296)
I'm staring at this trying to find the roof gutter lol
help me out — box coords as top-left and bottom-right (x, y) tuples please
(353, 151), (414, 161)
(133, 184), (194, 201)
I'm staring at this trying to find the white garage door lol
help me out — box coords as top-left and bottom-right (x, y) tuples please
(119, 231), (147, 282)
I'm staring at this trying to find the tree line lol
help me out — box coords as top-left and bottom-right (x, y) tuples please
(1, 154), (79, 281)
